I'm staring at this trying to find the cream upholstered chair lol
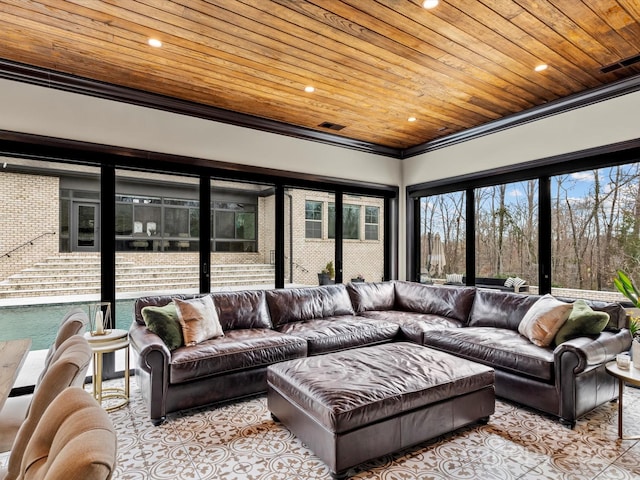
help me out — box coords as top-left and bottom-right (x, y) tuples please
(0, 387), (117, 480)
(0, 335), (91, 478)
(0, 335), (92, 479)
(40, 308), (87, 377)
(0, 311), (87, 453)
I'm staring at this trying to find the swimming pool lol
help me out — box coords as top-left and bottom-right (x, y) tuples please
(0, 299), (136, 350)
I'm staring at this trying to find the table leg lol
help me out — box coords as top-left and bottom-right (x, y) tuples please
(618, 377), (623, 439)
(617, 376), (640, 440)
(124, 344), (130, 399)
(96, 351), (103, 405)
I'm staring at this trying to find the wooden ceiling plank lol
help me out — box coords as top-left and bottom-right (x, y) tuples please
(3, 0), (444, 130)
(376, 0), (584, 96)
(184, 0), (511, 120)
(65, 0), (493, 130)
(581, 0), (640, 52)
(511, 0), (623, 65)
(546, 0), (640, 60)
(264, 0), (537, 112)
(0, 19), (432, 147)
(476, 0), (601, 87)
(323, 0), (556, 108)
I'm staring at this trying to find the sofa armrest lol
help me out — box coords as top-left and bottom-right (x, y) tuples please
(129, 324), (171, 373)
(554, 329), (632, 374)
(129, 324), (171, 425)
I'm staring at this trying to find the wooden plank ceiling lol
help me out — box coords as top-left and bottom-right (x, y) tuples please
(1, 0), (640, 150)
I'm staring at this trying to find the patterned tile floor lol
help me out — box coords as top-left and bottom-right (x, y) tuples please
(4, 379), (640, 479)
(106, 379), (640, 479)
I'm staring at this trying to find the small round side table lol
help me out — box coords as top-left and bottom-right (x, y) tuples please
(84, 329), (130, 412)
(605, 361), (640, 440)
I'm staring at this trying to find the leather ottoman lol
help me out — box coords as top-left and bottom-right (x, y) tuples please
(267, 342), (495, 479)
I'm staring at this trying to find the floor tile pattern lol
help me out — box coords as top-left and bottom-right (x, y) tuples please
(3, 380), (640, 479)
(106, 380), (640, 479)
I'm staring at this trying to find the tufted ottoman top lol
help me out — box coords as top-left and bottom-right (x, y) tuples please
(267, 342), (494, 434)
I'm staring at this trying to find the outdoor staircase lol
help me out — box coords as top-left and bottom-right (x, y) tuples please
(0, 254), (276, 300)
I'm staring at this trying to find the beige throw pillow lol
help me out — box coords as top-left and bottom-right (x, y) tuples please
(174, 296), (224, 346)
(518, 294), (571, 347)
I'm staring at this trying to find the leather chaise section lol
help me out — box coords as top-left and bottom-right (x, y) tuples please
(169, 329), (307, 384)
(424, 327), (555, 381)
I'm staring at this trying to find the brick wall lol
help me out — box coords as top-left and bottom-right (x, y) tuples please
(0, 172), (59, 281)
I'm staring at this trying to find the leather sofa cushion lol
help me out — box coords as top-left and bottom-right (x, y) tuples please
(275, 316), (399, 355)
(468, 289), (540, 331)
(169, 329), (307, 384)
(211, 290), (272, 330)
(134, 290), (272, 331)
(423, 327), (555, 381)
(347, 281), (395, 312)
(358, 310), (464, 343)
(393, 281), (476, 323)
(267, 342), (494, 433)
(266, 284), (355, 327)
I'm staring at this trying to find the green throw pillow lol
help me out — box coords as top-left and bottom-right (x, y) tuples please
(554, 299), (609, 346)
(141, 303), (184, 350)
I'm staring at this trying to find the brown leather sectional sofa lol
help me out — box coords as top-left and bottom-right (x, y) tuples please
(129, 281), (631, 426)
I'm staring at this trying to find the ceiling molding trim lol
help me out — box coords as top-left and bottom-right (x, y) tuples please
(2, 59), (639, 161)
(401, 73), (640, 159)
(0, 59), (401, 158)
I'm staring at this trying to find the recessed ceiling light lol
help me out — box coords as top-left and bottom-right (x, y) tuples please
(535, 64), (548, 72)
(304, 86), (315, 93)
(148, 38), (163, 48)
(422, 0), (439, 9)
(408, 117), (417, 122)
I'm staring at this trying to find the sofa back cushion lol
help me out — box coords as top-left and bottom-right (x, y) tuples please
(347, 281), (395, 313)
(468, 289), (540, 330)
(393, 281), (476, 324)
(211, 290), (273, 330)
(266, 284), (355, 327)
(134, 290), (272, 331)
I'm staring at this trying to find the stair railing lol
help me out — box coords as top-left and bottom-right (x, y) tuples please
(1, 232), (56, 259)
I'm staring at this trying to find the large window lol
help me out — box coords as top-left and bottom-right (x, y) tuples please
(419, 192), (466, 282)
(475, 181), (538, 285)
(212, 202), (256, 252)
(342, 194), (385, 283)
(410, 152), (640, 302)
(551, 165), (640, 292)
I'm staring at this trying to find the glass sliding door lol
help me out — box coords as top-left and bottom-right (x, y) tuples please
(419, 192), (466, 284)
(475, 181), (538, 290)
(342, 194), (385, 283)
(210, 179), (275, 290)
(114, 170), (200, 327)
(551, 164), (640, 300)
(0, 158), (100, 387)
(285, 188), (335, 287)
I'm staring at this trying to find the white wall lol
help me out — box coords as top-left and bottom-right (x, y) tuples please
(403, 89), (640, 184)
(0, 79), (401, 186)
